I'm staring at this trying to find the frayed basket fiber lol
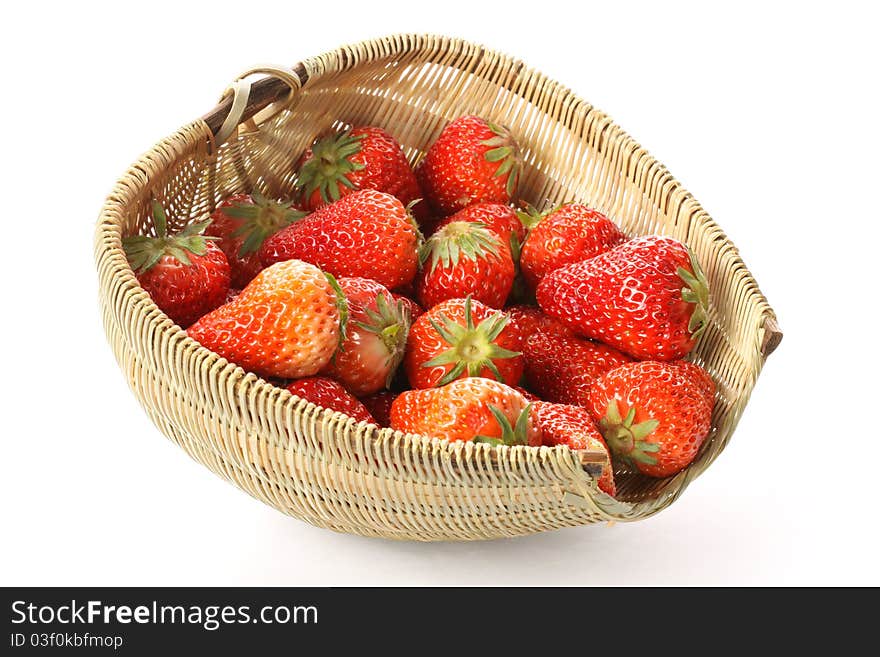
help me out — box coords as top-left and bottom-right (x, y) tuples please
(94, 34), (781, 541)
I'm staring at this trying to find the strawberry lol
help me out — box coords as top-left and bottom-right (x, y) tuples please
(416, 115), (521, 216)
(587, 361), (715, 477)
(390, 378), (540, 446)
(187, 260), (343, 379)
(415, 221), (514, 309)
(223, 287), (241, 304)
(405, 297), (523, 389)
(123, 200), (230, 327)
(530, 402), (616, 496)
(206, 192), (305, 288)
(506, 305), (573, 339)
(296, 126), (427, 221)
(359, 391), (398, 428)
(435, 202), (525, 251)
(537, 236), (711, 360)
(259, 189), (421, 290)
(523, 332), (632, 407)
(285, 376), (375, 424)
(322, 277), (411, 396)
(519, 203), (626, 289)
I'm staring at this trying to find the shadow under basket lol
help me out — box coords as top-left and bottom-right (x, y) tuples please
(94, 34), (781, 541)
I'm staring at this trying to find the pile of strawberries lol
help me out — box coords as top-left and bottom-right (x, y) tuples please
(124, 116), (716, 498)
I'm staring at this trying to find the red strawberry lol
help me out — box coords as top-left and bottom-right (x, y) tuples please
(259, 189), (421, 290)
(415, 221), (514, 309)
(519, 203), (626, 289)
(506, 305), (573, 338)
(390, 378), (540, 446)
(435, 202), (525, 251)
(322, 277), (411, 396)
(359, 391), (398, 428)
(392, 293), (423, 321)
(416, 116), (521, 216)
(123, 200), (230, 327)
(537, 236), (711, 360)
(587, 360), (715, 478)
(523, 332), (632, 407)
(285, 377), (375, 424)
(530, 402), (616, 496)
(223, 287), (241, 304)
(405, 297), (523, 389)
(205, 192), (306, 288)
(296, 126), (427, 221)
(187, 260), (342, 379)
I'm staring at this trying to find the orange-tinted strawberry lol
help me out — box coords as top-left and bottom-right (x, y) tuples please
(390, 378), (540, 446)
(523, 332), (632, 407)
(530, 402), (616, 496)
(359, 391), (399, 428)
(259, 189), (421, 290)
(285, 376), (375, 424)
(206, 192), (306, 288)
(322, 277), (411, 396)
(296, 126), (427, 221)
(123, 200), (230, 327)
(537, 236), (711, 360)
(187, 260), (342, 379)
(416, 116), (521, 216)
(506, 305), (573, 339)
(405, 297), (523, 389)
(519, 203), (626, 289)
(435, 202), (525, 251)
(587, 360), (716, 478)
(415, 221), (514, 309)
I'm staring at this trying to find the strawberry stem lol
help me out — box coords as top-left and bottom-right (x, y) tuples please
(354, 292), (413, 388)
(678, 248), (711, 342)
(221, 194), (306, 257)
(473, 403), (532, 446)
(324, 273), (349, 353)
(296, 130), (366, 204)
(598, 399), (660, 467)
(419, 221), (503, 275)
(423, 297), (520, 386)
(122, 200), (215, 274)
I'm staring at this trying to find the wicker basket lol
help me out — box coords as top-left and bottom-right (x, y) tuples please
(94, 34), (781, 541)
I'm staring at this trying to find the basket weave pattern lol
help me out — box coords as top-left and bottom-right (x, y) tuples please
(95, 35), (779, 540)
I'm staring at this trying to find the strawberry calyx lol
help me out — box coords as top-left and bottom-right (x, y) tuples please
(354, 292), (413, 388)
(404, 198), (426, 247)
(481, 122), (522, 197)
(220, 191), (306, 257)
(123, 200), (217, 273)
(677, 248), (711, 342)
(598, 400), (660, 467)
(473, 403), (533, 446)
(297, 130), (366, 204)
(514, 202), (560, 231)
(419, 221), (502, 275)
(423, 297), (521, 386)
(324, 272), (349, 352)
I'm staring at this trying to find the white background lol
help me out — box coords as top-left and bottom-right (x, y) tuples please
(1, 1), (877, 586)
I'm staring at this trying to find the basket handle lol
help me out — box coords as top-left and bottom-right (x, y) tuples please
(203, 63), (309, 142)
